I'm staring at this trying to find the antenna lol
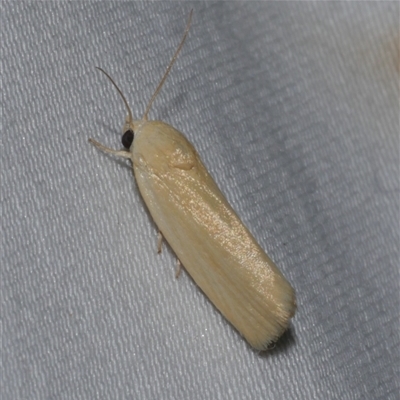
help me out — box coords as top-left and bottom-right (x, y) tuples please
(95, 66), (133, 125)
(142, 9), (193, 121)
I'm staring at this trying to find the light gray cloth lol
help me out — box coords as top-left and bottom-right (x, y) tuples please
(2, 2), (399, 399)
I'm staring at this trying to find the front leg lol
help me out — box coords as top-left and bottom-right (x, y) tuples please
(89, 138), (132, 159)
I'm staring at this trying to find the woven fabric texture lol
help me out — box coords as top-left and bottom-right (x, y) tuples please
(2, 2), (399, 399)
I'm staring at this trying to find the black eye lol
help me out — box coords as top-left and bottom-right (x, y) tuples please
(121, 129), (134, 149)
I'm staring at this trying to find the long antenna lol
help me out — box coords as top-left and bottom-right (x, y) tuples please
(95, 66), (133, 125)
(142, 9), (193, 121)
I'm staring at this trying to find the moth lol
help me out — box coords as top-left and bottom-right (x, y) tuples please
(89, 11), (296, 350)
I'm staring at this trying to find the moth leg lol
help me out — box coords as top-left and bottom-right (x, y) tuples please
(157, 231), (163, 254)
(89, 138), (131, 159)
(175, 259), (182, 279)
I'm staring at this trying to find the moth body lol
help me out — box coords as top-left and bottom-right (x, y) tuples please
(132, 119), (296, 349)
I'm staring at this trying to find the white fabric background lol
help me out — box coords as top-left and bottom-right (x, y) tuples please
(2, 2), (399, 399)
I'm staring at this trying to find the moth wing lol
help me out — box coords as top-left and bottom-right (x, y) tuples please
(133, 122), (295, 350)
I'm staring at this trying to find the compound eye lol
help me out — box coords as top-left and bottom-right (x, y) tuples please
(121, 129), (134, 149)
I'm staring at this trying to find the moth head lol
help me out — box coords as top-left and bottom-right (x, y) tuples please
(94, 10), (193, 152)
